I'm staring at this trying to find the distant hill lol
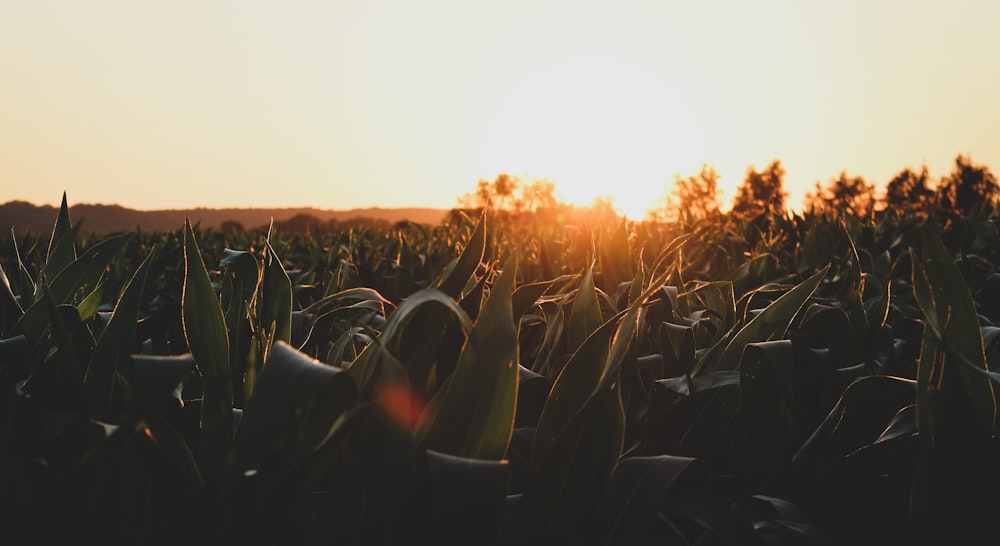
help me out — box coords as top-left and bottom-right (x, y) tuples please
(0, 201), (448, 235)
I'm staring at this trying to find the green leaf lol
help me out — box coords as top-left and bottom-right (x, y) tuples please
(533, 267), (669, 469)
(49, 233), (130, 306)
(567, 265), (603, 352)
(647, 233), (694, 285)
(416, 254), (519, 459)
(910, 228), (997, 541)
(694, 265), (829, 376)
(39, 276), (83, 384)
(384, 214), (486, 397)
(680, 280), (736, 342)
(864, 273), (891, 340)
(85, 247), (155, 422)
(660, 322), (696, 377)
(793, 375), (915, 467)
(532, 316), (619, 468)
(433, 211), (486, 299)
(301, 287), (392, 315)
(44, 192), (77, 279)
(507, 384), (625, 543)
(182, 217), (233, 480)
(8, 229), (36, 306)
(347, 288), (473, 396)
(75, 282), (105, 323)
(234, 341), (358, 469)
(14, 233), (131, 350)
(910, 249), (941, 340)
(512, 279), (554, 321)
(260, 237), (292, 346)
(598, 217), (632, 295)
(220, 249), (260, 406)
(530, 299), (566, 379)
(914, 228), (996, 430)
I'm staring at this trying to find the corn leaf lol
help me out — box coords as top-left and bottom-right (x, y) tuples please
(234, 341), (357, 469)
(532, 316), (618, 468)
(15, 233), (131, 350)
(694, 265), (829, 376)
(348, 289), (472, 387)
(219, 249), (259, 406)
(512, 279), (553, 321)
(416, 254), (519, 459)
(388, 214), (486, 396)
(433, 211), (486, 299)
(507, 383), (625, 543)
(182, 217), (233, 480)
(566, 265), (603, 352)
(85, 247), (154, 422)
(794, 375), (915, 468)
(909, 228), (997, 540)
(913, 228), (996, 430)
(260, 237), (292, 346)
(44, 192), (77, 279)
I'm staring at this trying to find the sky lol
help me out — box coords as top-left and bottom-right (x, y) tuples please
(1, 0), (999, 219)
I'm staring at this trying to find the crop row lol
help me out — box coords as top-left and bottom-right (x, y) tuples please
(1, 196), (999, 544)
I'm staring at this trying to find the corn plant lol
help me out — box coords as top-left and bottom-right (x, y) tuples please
(2, 194), (1000, 544)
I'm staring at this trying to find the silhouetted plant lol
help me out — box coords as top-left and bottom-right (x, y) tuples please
(662, 164), (722, 224)
(731, 160), (787, 217)
(884, 166), (935, 214)
(462, 173), (524, 211)
(936, 154), (999, 218)
(807, 171), (875, 217)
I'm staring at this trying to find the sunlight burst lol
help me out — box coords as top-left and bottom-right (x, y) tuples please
(480, 52), (706, 219)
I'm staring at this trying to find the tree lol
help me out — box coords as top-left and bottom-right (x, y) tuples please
(883, 166), (935, 213)
(521, 179), (559, 212)
(279, 213), (322, 233)
(937, 155), (999, 217)
(807, 171), (875, 217)
(731, 160), (787, 217)
(459, 173), (522, 210)
(665, 164), (722, 223)
(220, 220), (245, 234)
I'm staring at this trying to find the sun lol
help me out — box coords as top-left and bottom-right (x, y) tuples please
(479, 50), (707, 220)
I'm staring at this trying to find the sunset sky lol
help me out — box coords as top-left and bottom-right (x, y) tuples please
(2, 0), (998, 219)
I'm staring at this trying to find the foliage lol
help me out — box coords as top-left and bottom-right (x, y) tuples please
(662, 164), (723, 224)
(936, 154), (999, 219)
(461, 173), (543, 212)
(731, 160), (788, 217)
(807, 171), (875, 217)
(884, 165), (935, 214)
(2, 192), (1000, 544)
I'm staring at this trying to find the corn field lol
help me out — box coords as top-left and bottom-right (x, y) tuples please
(2, 194), (999, 545)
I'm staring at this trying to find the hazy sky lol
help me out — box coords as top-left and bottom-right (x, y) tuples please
(2, 0), (998, 218)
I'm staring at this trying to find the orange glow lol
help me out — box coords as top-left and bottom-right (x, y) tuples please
(1, 2), (998, 213)
(377, 382), (426, 429)
(479, 54), (708, 220)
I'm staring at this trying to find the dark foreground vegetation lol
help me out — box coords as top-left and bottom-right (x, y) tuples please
(2, 156), (999, 545)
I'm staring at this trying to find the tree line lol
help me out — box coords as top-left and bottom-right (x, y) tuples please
(462, 154), (999, 223)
